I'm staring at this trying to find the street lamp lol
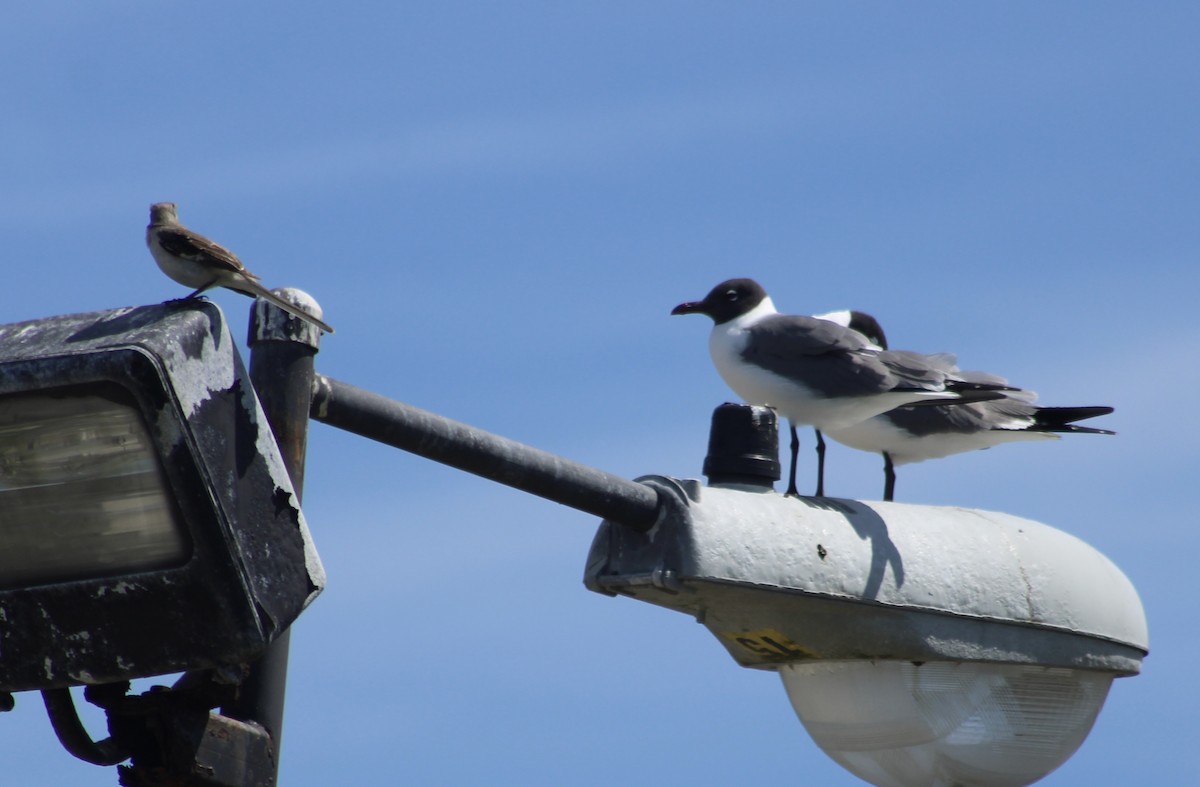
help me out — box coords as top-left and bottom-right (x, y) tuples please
(584, 404), (1147, 787)
(0, 301), (324, 693)
(305, 381), (1147, 787)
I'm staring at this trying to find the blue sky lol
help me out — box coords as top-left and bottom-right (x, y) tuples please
(2, 2), (1197, 784)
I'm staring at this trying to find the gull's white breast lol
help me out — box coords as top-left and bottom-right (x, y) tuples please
(706, 307), (955, 431)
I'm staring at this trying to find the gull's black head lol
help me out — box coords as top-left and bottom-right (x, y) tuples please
(671, 278), (769, 325)
(815, 309), (890, 349)
(846, 310), (888, 350)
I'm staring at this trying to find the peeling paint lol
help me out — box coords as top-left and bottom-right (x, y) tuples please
(239, 389), (327, 594)
(157, 312), (238, 418)
(96, 581), (136, 597)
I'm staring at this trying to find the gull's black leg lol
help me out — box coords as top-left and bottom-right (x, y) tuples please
(814, 428), (827, 497)
(883, 452), (896, 502)
(785, 424), (800, 496)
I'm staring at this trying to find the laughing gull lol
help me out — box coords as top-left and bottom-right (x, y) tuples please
(671, 279), (1011, 496)
(801, 310), (887, 497)
(146, 202), (334, 333)
(815, 309), (1115, 501)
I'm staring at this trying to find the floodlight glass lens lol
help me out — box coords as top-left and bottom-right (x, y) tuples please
(0, 387), (190, 587)
(781, 660), (1112, 787)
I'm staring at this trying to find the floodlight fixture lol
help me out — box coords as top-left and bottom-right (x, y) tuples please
(0, 301), (324, 693)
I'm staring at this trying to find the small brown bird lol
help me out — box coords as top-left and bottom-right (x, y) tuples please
(146, 202), (334, 333)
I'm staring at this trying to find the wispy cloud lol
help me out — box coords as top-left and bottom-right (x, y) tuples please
(0, 83), (810, 228)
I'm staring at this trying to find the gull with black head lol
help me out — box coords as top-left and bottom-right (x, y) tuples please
(813, 309), (1114, 501)
(672, 278), (1009, 496)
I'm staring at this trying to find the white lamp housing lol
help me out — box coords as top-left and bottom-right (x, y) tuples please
(584, 476), (1147, 787)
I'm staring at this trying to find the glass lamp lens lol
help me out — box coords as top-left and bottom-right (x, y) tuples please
(0, 387), (190, 587)
(780, 660), (1112, 787)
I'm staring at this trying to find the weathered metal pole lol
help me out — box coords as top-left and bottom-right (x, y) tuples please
(222, 294), (324, 781)
(309, 375), (662, 531)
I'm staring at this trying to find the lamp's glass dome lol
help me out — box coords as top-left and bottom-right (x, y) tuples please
(780, 660), (1112, 787)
